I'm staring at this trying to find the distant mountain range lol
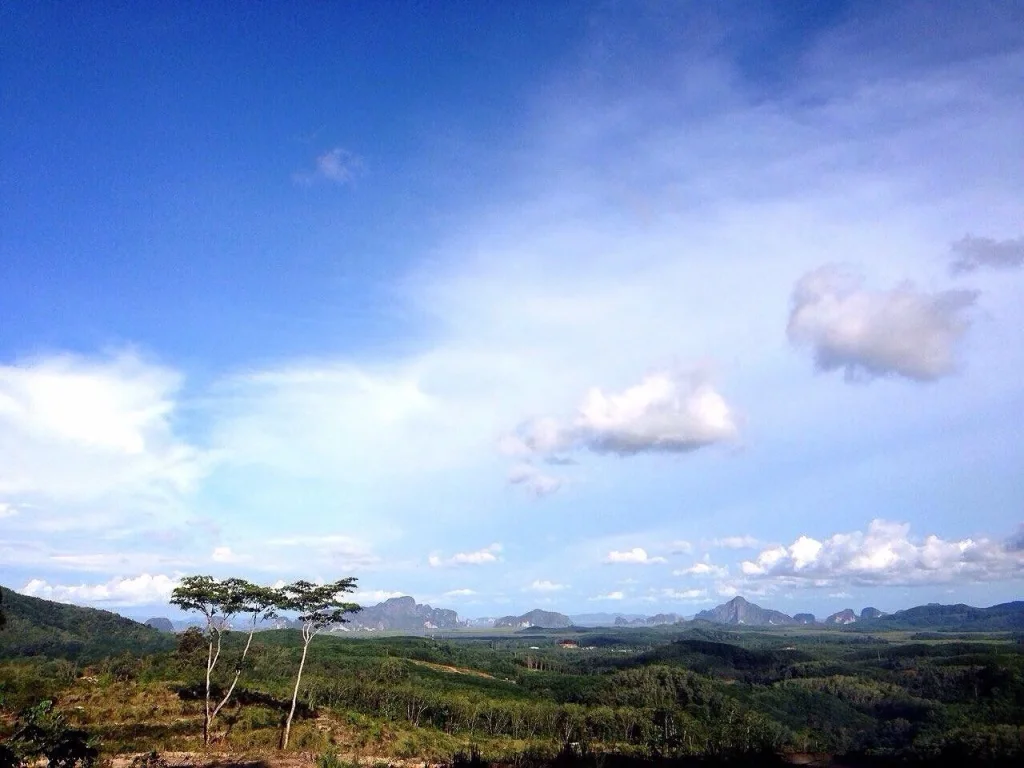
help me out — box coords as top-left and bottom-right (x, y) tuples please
(614, 612), (683, 627)
(494, 609), (572, 628)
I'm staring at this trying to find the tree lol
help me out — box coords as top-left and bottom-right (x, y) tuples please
(208, 580), (280, 724)
(278, 578), (360, 749)
(169, 576), (235, 745)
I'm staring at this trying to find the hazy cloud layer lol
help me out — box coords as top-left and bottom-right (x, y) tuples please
(22, 573), (180, 606)
(507, 463), (563, 498)
(740, 520), (1024, 587)
(0, 352), (205, 502)
(949, 235), (1024, 274)
(788, 267), (978, 381)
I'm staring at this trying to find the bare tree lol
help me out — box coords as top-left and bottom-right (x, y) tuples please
(278, 578), (359, 749)
(169, 575), (236, 746)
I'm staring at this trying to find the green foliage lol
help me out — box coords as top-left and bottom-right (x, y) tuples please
(0, 586), (173, 662)
(3, 700), (98, 768)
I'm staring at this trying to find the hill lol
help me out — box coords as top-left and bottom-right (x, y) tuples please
(694, 596), (797, 626)
(0, 585), (175, 660)
(347, 596), (462, 631)
(874, 601), (1024, 630)
(495, 608), (572, 628)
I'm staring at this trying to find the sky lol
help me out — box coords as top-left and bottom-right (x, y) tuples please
(1, 1), (1023, 621)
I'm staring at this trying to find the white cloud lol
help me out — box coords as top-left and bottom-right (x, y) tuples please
(0, 502), (16, 518)
(0, 351), (205, 502)
(788, 266), (978, 382)
(711, 535), (760, 549)
(949, 235), (1024, 274)
(507, 463), (563, 498)
(294, 147), (362, 185)
(740, 520), (1024, 587)
(604, 547), (667, 565)
(443, 588), (476, 598)
(589, 591), (625, 601)
(671, 540), (693, 554)
(506, 372), (738, 459)
(429, 543), (502, 567)
(674, 556), (728, 578)
(528, 579), (568, 592)
(21, 573), (180, 607)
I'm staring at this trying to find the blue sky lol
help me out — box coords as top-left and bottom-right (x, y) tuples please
(2, 1), (1022, 620)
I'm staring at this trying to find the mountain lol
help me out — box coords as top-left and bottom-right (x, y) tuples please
(347, 596), (462, 631)
(860, 607), (884, 620)
(495, 609), (572, 629)
(694, 596), (797, 626)
(571, 612), (646, 626)
(0, 586), (175, 660)
(614, 613), (682, 627)
(794, 613), (816, 624)
(144, 617), (175, 632)
(875, 601), (1024, 630)
(825, 608), (858, 625)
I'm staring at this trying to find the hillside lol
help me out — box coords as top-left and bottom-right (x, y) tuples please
(494, 608), (572, 628)
(873, 600), (1024, 630)
(0, 585), (175, 660)
(694, 596), (797, 626)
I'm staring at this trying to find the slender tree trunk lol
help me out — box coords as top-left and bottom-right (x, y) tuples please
(282, 629), (312, 750)
(211, 625), (256, 722)
(203, 628), (223, 746)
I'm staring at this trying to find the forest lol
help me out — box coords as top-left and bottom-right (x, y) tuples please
(2, 585), (1024, 767)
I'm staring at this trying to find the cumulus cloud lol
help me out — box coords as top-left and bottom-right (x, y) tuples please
(528, 579), (568, 592)
(739, 520), (1024, 587)
(429, 543), (502, 567)
(949, 235), (1024, 274)
(674, 556), (728, 578)
(294, 147), (362, 185)
(589, 591), (625, 601)
(507, 463), (563, 498)
(0, 351), (205, 502)
(671, 540), (694, 554)
(21, 573), (180, 606)
(504, 372), (738, 460)
(787, 266), (978, 382)
(604, 547), (667, 565)
(711, 536), (760, 549)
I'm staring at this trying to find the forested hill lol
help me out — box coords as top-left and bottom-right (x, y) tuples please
(874, 600), (1024, 630)
(0, 585), (175, 661)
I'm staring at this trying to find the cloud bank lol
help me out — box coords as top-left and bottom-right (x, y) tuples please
(949, 235), (1024, 274)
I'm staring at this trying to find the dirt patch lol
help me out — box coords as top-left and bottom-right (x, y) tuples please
(408, 660), (494, 680)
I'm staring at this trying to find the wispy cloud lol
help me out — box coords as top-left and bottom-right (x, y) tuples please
(528, 579), (567, 592)
(711, 536), (760, 550)
(294, 147), (362, 185)
(604, 547), (667, 565)
(429, 543), (502, 567)
(507, 463), (563, 498)
(949, 235), (1024, 274)
(21, 573), (180, 606)
(589, 590), (625, 601)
